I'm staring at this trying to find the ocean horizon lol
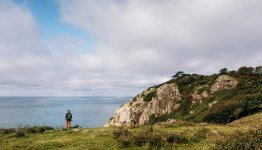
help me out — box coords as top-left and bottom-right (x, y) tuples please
(0, 96), (129, 128)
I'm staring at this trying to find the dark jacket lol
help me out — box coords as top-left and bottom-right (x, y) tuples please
(65, 113), (72, 121)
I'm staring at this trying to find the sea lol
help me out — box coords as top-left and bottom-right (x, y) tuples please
(0, 97), (129, 128)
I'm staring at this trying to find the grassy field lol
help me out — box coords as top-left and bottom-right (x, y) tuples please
(0, 113), (261, 150)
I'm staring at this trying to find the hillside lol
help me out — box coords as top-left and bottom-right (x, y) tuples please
(1, 66), (261, 149)
(105, 66), (262, 126)
(0, 113), (261, 149)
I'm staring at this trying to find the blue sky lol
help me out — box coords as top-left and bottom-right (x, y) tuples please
(15, 0), (95, 51)
(0, 0), (261, 96)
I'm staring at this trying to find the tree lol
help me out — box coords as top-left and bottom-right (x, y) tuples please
(219, 68), (228, 74)
(172, 71), (185, 79)
(237, 66), (254, 75)
(255, 66), (262, 75)
(247, 67), (255, 75)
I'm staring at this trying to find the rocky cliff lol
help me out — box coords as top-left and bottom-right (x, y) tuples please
(105, 83), (182, 126)
(105, 74), (247, 127)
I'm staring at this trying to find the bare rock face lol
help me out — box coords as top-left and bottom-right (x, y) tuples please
(104, 83), (181, 127)
(105, 75), (239, 127)
(211, 75), (238, 93)
(191, 86), (209, 104)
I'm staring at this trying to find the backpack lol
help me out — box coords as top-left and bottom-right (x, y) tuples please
(67, 113), (72, 120)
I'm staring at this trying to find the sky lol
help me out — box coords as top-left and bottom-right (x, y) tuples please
(0, 0), (261, 96)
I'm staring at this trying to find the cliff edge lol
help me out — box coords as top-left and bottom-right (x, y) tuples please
(105, 67), (262, 127)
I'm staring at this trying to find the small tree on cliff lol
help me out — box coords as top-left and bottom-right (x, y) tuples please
(255, 66), (262, 76)
(172, 71), (185, 79)
(219, 68), (228, 74)
(237, 66), (254, 75)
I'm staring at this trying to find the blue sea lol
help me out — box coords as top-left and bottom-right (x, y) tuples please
(0, 97), (129, 128)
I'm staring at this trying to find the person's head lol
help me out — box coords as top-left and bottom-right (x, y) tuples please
(68, 110), (70, 113)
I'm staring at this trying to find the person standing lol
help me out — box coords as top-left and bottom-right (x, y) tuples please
(65, 110), (72, 129)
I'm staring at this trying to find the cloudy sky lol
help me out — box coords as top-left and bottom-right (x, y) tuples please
(0, 0), (261, 96)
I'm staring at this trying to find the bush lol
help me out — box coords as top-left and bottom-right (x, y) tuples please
(38, 127), (46, 133)
(202, 93), (262, 124)
(16, 131), (26, 137)
(133, 133), (148, 147)
(0, 128), (15, 134)
(71, 125), (80, 128)
(149, 114), (167, 125)
(148, 133), (163, 147)
(117, 136), (132, 148)
(15, 125), (28, 137)
(14, 125), (54, 136)
(163, 132), (190, 144)
(192, 128), (210, 142)
(29, 126), (54, 133)
(143, 91), (156, 102)
(113, 128), (129, 139)
(27, 127), (38, 133)
(166, 134), (175, 144)
(132, 126), (154, 147)
(113, 128), (132, 148)
(215, 128), (262, 150)
(171, 133), (189, 144)
(113, 126), (168, 148)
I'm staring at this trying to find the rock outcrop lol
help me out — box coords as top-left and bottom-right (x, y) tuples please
(105, 75), (239, 127)
(105, 83), (181, 127)
(211, 75), (238, 93)
(191, 86), (209, 104)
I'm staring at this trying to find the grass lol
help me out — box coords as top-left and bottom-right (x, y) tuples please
(0, 128), (117, 150)
(0, 113), (261, 149)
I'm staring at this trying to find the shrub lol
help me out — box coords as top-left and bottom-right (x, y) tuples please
(71, 125), (80, 128)
(133, 133), (148, 147)
(149, 114), (166, 125)
(113, 126), (168, 148)
(143, 91), (156, 102)
(117, 136), (132, 148)
(0, 128), (15, 134)
(43, 126), (54, 130)
(15, 125), (28, 137)
(192, 128), (210, 142)
(197, 86), (210, 94)
(166, 134), (175, 144)
(38, 127), (46, 133)
(13, 125), (55, 136)
(172, 133), (189, 144)
(30, 126), (54, 133)
(16, 131), (26, 137)
(113, 128), (129, 139)
(215, 128), (262, 150)
(219, 68), (228, 75)
(27, 127), (38, 133)
(133, 126), (155, 147)
(127, 125), (139, 129)
(148, 133), (163, 147)
(165, 132), (189, 144)
(113, 128), (132, 148)
(144, 125), (154, 134)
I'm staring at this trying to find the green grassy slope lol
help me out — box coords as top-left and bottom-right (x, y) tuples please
(1, 113), (261, 150)
(147, 67), (262, 124)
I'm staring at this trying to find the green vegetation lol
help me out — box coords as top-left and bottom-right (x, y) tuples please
(0, 125), (55, 137)
(143, 90), (157, 102)
(146, 66), (262, 124)
(214, 128), (262, 150)
(0, 113), (261, 149)
(1, 66), (261, 149)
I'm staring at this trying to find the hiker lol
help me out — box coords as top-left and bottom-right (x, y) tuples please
(65, 110), (72, 129)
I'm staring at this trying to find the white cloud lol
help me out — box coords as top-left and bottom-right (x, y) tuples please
(60, 0), (262, 75)
(0, 0), (261, 96)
